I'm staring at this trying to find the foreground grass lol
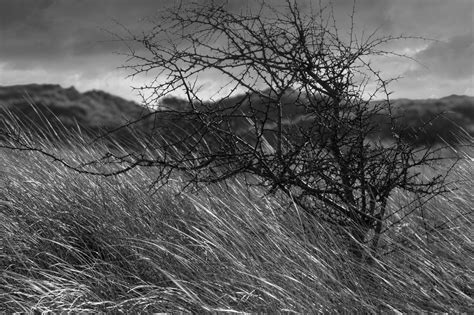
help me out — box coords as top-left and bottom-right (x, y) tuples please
(0, 134), (473, 313)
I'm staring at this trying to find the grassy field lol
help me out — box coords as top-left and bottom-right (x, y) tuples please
(0, 128), (473, 313)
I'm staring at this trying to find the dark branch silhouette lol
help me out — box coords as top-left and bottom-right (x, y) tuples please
(1, 1), (458, 261)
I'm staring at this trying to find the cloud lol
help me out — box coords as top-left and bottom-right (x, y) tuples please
(0, 0), (165, 62)
(0, 0), (55, 30)
(0, 61), (144, 102)
(404, 34), (474, 79)
(390, 74), (474, 99)
(0, 0), (472, 100)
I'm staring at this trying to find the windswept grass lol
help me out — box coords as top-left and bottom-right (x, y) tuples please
(0, 126), (473, 313)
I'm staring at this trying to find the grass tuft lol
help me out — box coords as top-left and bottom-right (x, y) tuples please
(1, 120), (473, 313)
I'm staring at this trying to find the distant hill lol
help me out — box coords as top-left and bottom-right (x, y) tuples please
(0, 84), (148, 128)
(378, 95), (474, 144)
(1, 84), (472, 146)
(0, 84), (153, 147)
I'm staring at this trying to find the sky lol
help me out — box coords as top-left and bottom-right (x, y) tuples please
(0, 0), (473, 103)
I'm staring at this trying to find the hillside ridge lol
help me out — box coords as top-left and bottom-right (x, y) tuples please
(1, 84), (472, 145)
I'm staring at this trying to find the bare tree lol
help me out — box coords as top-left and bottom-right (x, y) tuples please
(2, 1), (454, 260)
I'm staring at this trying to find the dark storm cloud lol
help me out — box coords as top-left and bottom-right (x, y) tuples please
(0, 0), (469, 64)
(0, 0), (472, 100)
(0, 0), (55, 29)
(0, 0), (173, 67)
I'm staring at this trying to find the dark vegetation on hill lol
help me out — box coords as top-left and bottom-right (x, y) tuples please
(1, 84), (473, 147)
(377, 95), (474, 145)
(0, 84), (147, 127)
(0, 84), (149, 147)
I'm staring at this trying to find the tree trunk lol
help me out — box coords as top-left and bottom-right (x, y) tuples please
(348, 225), (368, 261)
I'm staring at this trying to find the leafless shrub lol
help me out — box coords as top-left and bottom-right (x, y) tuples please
(2, 1), (457, 261)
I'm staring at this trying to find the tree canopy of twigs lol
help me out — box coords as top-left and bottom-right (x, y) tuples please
(107, 0), (456, 259)
(2, 1), (456, 261)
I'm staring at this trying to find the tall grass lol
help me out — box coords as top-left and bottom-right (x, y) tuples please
(0, 120), (473, 313)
